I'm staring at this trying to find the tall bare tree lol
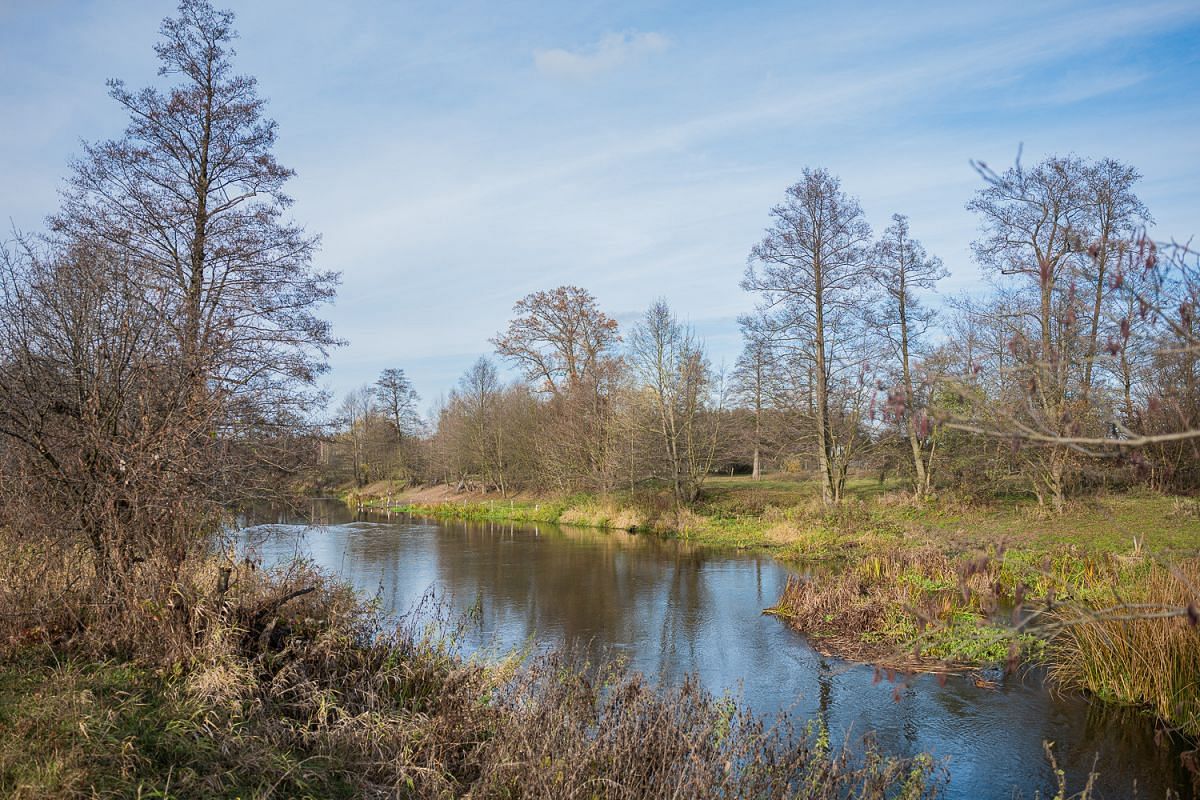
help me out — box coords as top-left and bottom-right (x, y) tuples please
(629, 300), (722, 505)
(742, 169), (874, 506)
(50, 0), (339, 417)
(454, 358), (506, 493)
(0, 0), (339, 591)
(965, 156), (1090, 510)
(871, 214), (947, 497)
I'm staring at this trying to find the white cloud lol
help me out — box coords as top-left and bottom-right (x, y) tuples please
(534, 31), (668, 78)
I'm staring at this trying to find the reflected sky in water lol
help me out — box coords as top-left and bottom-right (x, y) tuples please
(238, 502), (1193, 799)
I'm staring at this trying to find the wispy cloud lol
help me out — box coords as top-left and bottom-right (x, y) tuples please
(1022, 69), (1151, 107)
(534, 31), (668, 78)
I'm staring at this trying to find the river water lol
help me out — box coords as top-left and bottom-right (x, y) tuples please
(237, 501), (1193, 799)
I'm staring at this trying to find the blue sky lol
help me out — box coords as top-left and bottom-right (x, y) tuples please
(3, 0), (1199, 413)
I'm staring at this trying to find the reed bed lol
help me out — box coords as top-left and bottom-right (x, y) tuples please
(769, 549), (1021, 666)
(1049, 559), (1200, 738)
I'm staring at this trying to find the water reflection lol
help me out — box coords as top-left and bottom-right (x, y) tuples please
(236, 502), (1193, 799)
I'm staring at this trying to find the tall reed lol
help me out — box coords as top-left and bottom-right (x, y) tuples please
(1049, 559), (1200, 737)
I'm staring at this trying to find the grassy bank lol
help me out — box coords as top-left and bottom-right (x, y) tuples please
(0, 553), (944, 799)
(355, 477), (1199, 558)
(1049, 560), (1200, 738)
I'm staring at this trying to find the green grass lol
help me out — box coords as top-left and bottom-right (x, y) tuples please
(359, 476), (1199, 563)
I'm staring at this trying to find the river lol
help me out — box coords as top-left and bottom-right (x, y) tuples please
(237, 501), (1193, 798)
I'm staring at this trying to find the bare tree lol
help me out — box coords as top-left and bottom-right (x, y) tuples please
(731, 323), (775, 480)
(0, 1), (337, 594)
(965, 156), (1091, 510)
(1080, 159), (1150, 397)
(455, 358), (505, 493)
(492, 286), (621, 397)
(492, 286), (623, 491)
(960, 155), (1151, 509)
(742, 169), (875, 506)
(629, 300), (722, 505)
(337, 386), (375, 488)
(0, 240), (200, 585)
(434, 358), (541, 495)
(374, 368), (421, 443)
(50, 0), (339, 418)
(871, 214), (947, 497)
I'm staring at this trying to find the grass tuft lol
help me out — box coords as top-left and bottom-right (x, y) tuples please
(1049, 559), (1200, 738)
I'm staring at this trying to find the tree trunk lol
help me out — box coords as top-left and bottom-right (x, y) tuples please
(812, 257), (836, 506)
(897, 267), (929, 498)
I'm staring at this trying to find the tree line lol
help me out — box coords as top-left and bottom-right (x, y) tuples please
(329, 159), (1200, 510)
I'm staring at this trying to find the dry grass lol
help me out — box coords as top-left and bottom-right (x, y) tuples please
(1049, 559), (1200, 738)
(0, 529), (945, 799)
(559, 499), (645, 531)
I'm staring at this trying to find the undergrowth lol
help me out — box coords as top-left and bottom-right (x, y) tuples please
(0, 539), (947, 799)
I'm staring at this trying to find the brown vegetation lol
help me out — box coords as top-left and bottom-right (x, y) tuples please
(1049, 560), (1200, 738)
(768, 549), (1012, 667)
(0, 539), (944, 799)
(0, 0), (336, 601)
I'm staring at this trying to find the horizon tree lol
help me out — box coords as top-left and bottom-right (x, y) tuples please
(374, 368), (421, 442)
(492, 286), (623, 490)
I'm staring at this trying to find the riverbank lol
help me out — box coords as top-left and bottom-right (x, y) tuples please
(346, 477), (1200, 737)
(0, 554), (943, 799)
(350, 477), (1200, 559)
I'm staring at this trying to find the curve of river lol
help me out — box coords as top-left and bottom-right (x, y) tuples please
(237, 501), (1193, 799)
